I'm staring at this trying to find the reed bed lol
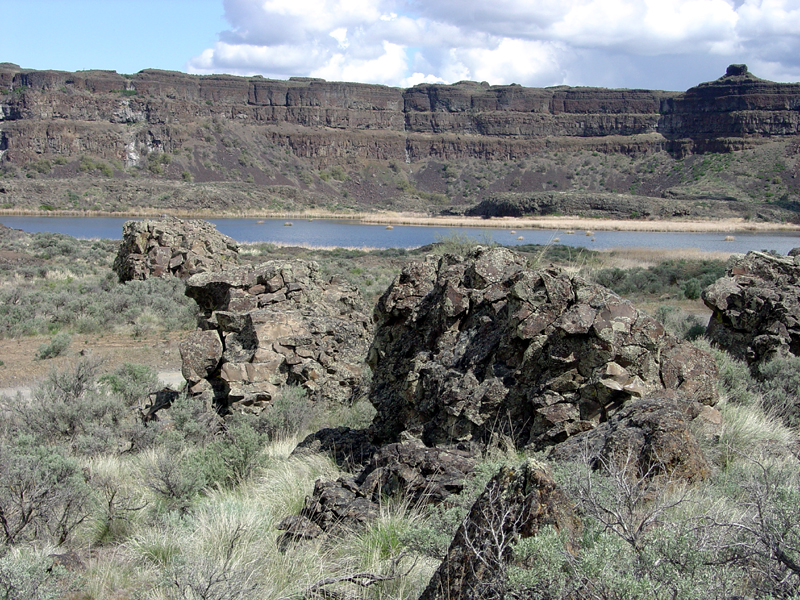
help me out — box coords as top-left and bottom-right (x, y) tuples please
(4, 207), (798, 233)
(598, 246), (738, 268)
(360, 214), (800, 233)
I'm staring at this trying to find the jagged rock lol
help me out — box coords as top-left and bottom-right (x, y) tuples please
(419, 460), (579, 600)
(549, 391), (714, 482)
(181, 259), (372, 408)
(290, 440), (478, 535)
(292, 426), (378, 470)
(113, 217), (239, 282)
(368, 246), (718, 450)
(179, 329), (224, 385)
(275, 515), (324, 552)
(703, 250), (800, 364)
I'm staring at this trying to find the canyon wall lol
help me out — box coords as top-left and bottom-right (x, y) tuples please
(2, 63), (799, 168)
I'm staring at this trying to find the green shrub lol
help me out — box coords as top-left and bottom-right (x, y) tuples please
(758, 354), (800, 426)
(35, 332), (71, 360)
(253, 385), (315, 439)
(9, 359), (129, 454)
(144, 451), (207, 514)
(196, 421), (267, 487)
(682, 277), (702, 299)
(0, 435), (91, 545)
(99, 363), (160, 407)
(0, 546), (72, 600)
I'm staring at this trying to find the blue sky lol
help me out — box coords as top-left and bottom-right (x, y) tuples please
(3, 0), (800, 90)
(1, 0), (227, 74)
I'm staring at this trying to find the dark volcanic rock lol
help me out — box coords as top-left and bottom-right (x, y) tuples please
(703, 250), (800, 364)
(292, 426), (378, 470)
(368, 247), (718, 450)
(419, 459), (579, 600)
(550, 391), (714, 482)
(181, 259), (372, 408)
(113, 217), (239, 282)
(294, 439), (478, 534)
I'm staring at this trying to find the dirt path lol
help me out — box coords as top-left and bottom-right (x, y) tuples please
(0, 331), (187, 395)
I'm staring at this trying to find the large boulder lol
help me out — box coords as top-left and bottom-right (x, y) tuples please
(113, 217), (239, 282)
(549, 390), (715, 483)
(419, 459), (579, 600)
(703, 250), (800, 364)
(368, 247), (718, 450)
(180, 259), (372, 409)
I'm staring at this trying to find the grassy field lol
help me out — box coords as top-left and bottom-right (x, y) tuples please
(1, 228), (800, 599)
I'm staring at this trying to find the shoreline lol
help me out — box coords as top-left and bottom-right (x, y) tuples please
(1, 208), (799, 234)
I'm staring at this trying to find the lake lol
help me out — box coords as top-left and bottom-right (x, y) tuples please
(2, 216), (799, 255)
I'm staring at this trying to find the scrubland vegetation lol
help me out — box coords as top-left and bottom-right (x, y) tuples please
(1, 230), (800, 599)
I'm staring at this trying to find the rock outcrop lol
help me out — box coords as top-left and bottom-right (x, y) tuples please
(703, 250), (800, 364)
(3, 63), (800, 169)
(661, 64), (800, 154)
(419, 459), (579, 600)
(180, 260), (372, 409)
(368, 247), (718, 450)
(113, 217), (239, 282)
(278, 439), (478, 546)
(549, 390), (716, 482)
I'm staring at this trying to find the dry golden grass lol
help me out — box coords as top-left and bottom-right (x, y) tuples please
(3, 207), (798, 234)
(360, 213), (800, 233)
(597, 247), (737, 269)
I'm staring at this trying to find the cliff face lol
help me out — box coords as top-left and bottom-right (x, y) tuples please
(661, 64), (800, 154)
(1, 63), (799, 216)
(3, 63), (799, 169)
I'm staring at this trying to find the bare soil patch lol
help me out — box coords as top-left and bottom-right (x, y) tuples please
(0, 330), (186, 390)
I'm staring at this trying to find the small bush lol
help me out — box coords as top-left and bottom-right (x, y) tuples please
(99, 363), (160, 407)
(0, 435), (91, 545)
(35, 332), (72, 360)
(758, 354), (800, 426)
(255, 385), (315, 439)
(0, 546), (72, 600)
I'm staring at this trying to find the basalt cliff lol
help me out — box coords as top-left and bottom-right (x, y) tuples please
(1, 63), (800, 217)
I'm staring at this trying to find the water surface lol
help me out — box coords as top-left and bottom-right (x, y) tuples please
(2, 216), (799, 255)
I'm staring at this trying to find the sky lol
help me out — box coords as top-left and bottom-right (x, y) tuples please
(2, 0), (800, 91)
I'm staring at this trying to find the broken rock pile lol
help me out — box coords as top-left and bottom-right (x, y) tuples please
(179, 259), (372, 410)
(368, 246), (718, 449)
(113, 217), (239, 282)
(703, 250), (800, 364)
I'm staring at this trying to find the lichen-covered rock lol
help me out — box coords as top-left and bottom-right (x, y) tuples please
(368, 246), (718, 450)
(181, 259), (372, 408)
(549, 390), (715, 483)
(292, 426), (378, 470)
(113, 217), (239, 282)
(703, 250), (800, 364)
(294, 439), (478, 534)
(419, 460), (579, 600)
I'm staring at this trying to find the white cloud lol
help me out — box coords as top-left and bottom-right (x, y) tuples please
(186, 0), (800, 88)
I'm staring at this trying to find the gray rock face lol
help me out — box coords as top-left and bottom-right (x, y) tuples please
(703, 250), (800, 364)
(419, 460), (579, 600)
(180, 259), (372, 408)
(549, 390), (715, 483)
(368, 247), (718, 450)
(113, 217), (239, 282)
(294, 439), (478, 534)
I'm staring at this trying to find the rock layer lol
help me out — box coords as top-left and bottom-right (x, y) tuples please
(180, 260), (372, 408)
(368, 247), (718, 449)
(3, 63), (800, 169)
(703, 250), (800, 364)
(113, 217), (239, 282)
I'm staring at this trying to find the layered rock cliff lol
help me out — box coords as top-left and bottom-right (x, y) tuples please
(1, 62), (799, 215)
